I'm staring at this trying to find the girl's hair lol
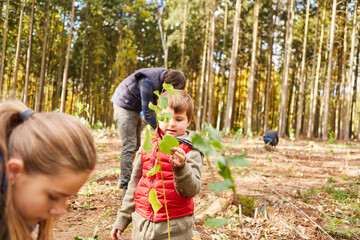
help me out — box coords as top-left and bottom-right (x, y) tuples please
(0, 101), (97, 240)
(161, 90), (194, 122)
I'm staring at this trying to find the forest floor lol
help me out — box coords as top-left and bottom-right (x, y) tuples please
(53, 129), (360, 240)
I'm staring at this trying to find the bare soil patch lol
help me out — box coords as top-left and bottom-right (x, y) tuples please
(54, 130), (360, 240)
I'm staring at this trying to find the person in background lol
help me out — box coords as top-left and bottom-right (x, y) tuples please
(111, 68), (186, 192)
(110, 90), (203, 240)
(0, 101), (97, 240)
(263, 130), (279, 150)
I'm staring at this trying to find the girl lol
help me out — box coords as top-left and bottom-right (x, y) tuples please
(0, 101), (97, 240)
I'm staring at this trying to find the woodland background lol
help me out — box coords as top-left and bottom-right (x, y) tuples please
(0, 0), (359, 141)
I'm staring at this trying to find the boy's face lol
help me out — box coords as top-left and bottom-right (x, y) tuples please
(159, 107), (190, 137)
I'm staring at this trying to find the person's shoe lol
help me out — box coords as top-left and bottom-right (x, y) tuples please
(192, 229), (201, 240)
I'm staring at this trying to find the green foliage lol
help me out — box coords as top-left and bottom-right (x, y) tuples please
(148, 188), (162, 216)
(192, 124), (249, 195)
(238, 195), (256, 217)
(143, 125), (154, 156)
(329, 131), (335, 144)
(289, 127), (295, 141)
(159, 135), (179, 154)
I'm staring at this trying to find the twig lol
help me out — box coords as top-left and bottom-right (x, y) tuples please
(250, 170), (335, 240)
(280, 220), (310, 239)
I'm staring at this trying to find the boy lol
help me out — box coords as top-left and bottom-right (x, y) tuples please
(110, 90), (203, 240)
(111, 68), (186, 191)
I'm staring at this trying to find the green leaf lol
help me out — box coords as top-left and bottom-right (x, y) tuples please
(191, 134), (214, 156)
(158, 96), (168, 109)
(204, 218), (235, 228)
(158, 112), (172, 123)
(226, 154), (249, 167)
(149, 188), (162, 216)
(143, 126), (153, 156)
(154, 90), (160, 97)
(208, 179), (234, 192)
(218, 164), (231, 179)
(149, 102), (162, 115)
(163, 83), (178, 95)
(159, 135), (179, 154)
(73, 238), (84, 240)
(146, 163), (161, 177)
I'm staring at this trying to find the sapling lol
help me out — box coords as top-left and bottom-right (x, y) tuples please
(191, 124), (249, 227)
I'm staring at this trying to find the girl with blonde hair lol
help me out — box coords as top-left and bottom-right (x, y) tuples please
(0, 101), (97, 240)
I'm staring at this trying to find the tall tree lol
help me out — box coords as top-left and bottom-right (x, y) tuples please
(344, 0), (358, 141)
(0, 0), (10, 100)
(322, 0), (337, 140)
(153, 0), (168, 68)
(196, 18), (209, 131)
(224, 0), (242, 134)
(264, 0), (283, 133)
(207, 0), (216, 125)
(278, 0), (295, 137)
(36, 2), (50, 112)
(180, 0), (188, 71)
(24, 0), (35, 105)
(216, 0), (228, 131)
(295, 0), (310, 139)
(60, 0), (75, 112)
(11, 0), (25, 98)
(244, 0), (260, 136)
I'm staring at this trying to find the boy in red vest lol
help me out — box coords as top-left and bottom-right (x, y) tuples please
(111, 90), (203, 240)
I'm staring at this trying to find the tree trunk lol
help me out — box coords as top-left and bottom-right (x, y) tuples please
(79, 3), (88, 105)
(244, 0), (260, 136)
(0, 0), (10, 100)
(207, 0), (216, 125)
(278, 0), (294, 137)
(196, 19), (209, 131)
(36, 3), (50, 112)
(344, 0), (357, 141)
(309, 3), (326, 138)
(11, 1), (25, 99)
(201, 38), (211, 127)
(224, 0), (242, 134)
(180, 0), (188, 71)
(295, 0), (310, 139)
(350, 43), (359, 138)
(154, 0), (168, 68)
(216, 0), (228, 131)
(24, 0), (35, 104)
(60, 0), (76, 112)
(322, 0), (337, 140)
(115, 3), (125, 81)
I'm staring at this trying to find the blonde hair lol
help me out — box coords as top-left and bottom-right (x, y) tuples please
(0, 101), (97, 240)
(161, 90), (194, 122)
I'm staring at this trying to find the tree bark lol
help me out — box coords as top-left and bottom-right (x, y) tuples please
(0, 0), (10, 100)
(224, 0), (242, 134)
(295, 0), (310, 139)
(207, 0), (216, 125)
(322, 0), (337, 140)
(36, 3), (50, 112)
(60, 0), (76, 112)
(11, 0), (25, 99)
(278, 0), (294, 137)
(196, 19), (209, 131)
(180, 0), (188, 71)
(216, 0), (228, 131)
(344, 0), (357, 141)
(244, 0), (260, 136)
(24, 0), (35, 105)
(153, 0), (168, 68)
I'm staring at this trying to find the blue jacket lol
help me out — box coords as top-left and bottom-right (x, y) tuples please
(111, 68), (167, 112)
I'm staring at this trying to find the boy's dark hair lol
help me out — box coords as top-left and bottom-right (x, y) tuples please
(162, 90), (194, 122)
(163, 70), (186, 90)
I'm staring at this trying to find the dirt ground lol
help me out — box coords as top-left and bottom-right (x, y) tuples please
(53, 129), (360, 240)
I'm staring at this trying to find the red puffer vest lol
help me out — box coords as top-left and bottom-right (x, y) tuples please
(134, 136), (194, 222)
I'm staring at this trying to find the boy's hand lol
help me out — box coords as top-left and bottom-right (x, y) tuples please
(170, 147), (186, 167)
(111, 228), (122, 240)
